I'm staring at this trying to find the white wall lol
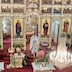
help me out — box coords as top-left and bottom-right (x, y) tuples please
(6, 23), (11, 35)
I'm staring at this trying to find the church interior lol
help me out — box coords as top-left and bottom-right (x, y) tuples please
(0, 0), (72, 72)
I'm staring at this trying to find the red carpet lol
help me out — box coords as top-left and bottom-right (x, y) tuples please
(3, 65), (33, 72)
(0, 36), (72, 72)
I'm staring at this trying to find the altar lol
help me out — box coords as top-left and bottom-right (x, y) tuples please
(14, 53), (25, 68)
(32, 62), (55, 72)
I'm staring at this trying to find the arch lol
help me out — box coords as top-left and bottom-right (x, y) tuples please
(52, 18), (60, 34)
(2, 17), (12, 32)
(2, 17), (12, 23)
(2, 17), (12, 48)
(52, 18), (60, 43)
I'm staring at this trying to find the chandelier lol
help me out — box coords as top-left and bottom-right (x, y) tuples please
(50, 37), (72, 69)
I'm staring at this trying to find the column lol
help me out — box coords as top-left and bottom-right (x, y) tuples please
(52, 0), (54, 4)
(11, 0), (13, 4)
(61, 7), (63, 15)
(0, 0), (1, 3)
(70, 17), (72, 35)
(24, 17), (26, 50)
(39, 0), (41, 14)
(11, 17), (13, 49)
(38, 16), (40, 44)
(24, 0), (26, 14)
(62, 0), (66, 5)
(0, 6), (1, 14)
(52, 7), (54, 15)
(11, 6), (13, 14)
(0, 17), (3, 50)
(71, 0), (72, 4)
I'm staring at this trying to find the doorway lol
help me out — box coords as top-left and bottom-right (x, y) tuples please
(2, 18), (11, 50)
(26, 13), (39, 49)
(52, 18), (60, 44)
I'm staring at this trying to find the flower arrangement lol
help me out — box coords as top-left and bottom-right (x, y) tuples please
(9, 54), (16, 68)
(35, 53), (49, 63)
(13, 43), (24, 49)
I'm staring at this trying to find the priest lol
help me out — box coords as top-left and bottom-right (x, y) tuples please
(30, 32), (39, 57)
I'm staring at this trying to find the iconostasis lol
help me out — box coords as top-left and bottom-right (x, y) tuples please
(0, 0), (72, 50)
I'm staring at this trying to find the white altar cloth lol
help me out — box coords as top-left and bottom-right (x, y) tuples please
(14, 53), (25, 68)
(32, 62), (55, 72)
(0, 62), (4, 71)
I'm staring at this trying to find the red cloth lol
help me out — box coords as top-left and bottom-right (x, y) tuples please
(43, 30), (46, 36)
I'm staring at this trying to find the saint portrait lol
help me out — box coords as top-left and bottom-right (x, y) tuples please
(54, 7), (61, 14)
(42, 0), (52, 4)
(41, 18), (51, 38)
(41, 7), (52, 13)
(63, 8), (72, 13)
(13, 19), (23, 38)
(2, 6), (11, 13)
(13, 0), (24, 4)
(62, 19), (71, 34)
(54, 0), (62, 4)
(13, 7), (24, 13)
(2, 0), (10, 3)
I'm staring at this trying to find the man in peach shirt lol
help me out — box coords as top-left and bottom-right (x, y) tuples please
(36, 48), (45, 58)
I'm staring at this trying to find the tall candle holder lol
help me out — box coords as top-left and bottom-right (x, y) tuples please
(8, 48), (15, 68)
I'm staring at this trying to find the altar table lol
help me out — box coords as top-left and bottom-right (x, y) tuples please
(32, 62), (55, 72)
(14, 53), (25, 68)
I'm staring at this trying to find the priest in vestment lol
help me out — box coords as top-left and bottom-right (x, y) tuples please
(30, 32), (39, 57)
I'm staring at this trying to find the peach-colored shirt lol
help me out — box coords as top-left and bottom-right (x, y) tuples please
(36, 50), (45, 58)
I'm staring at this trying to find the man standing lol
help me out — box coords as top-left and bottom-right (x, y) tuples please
(43, 20), (48, 37)
(16, 20), (21, 38)
(30, 32), (39, 57)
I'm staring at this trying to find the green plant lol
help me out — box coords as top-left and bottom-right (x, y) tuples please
(0, 45), (1, 49)
(35, 54), (49, 63)
(22, 54), (27, 66)
(11, 55), (16, 65)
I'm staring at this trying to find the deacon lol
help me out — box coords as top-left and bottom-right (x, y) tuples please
(30, 32), (39, 57)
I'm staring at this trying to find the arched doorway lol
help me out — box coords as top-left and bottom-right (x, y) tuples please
(52, 18), (60, 44)
(26, 12), (39, 49)
(2, 18), (11, 49)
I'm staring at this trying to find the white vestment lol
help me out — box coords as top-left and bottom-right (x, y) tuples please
(30, 35), (39, 54)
